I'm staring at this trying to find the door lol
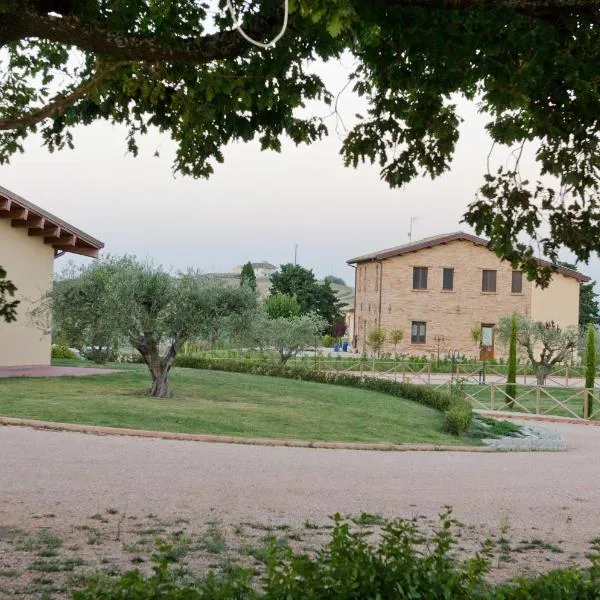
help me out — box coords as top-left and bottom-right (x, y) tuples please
(479, 324), (495, 360)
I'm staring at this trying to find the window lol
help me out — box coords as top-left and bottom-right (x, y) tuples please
(512, 270), (523, 294)
(442, 268), (454, 291)
(413, 267), (428, 290)
(482, 270), (497, 292)
(411, 321), (426, 344)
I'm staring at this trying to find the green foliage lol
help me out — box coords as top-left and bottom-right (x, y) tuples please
(497, 314), (579, 385)
(323, 275), (345, 286)
(51, 256), (257, 396)
(580, 282), (600, 329)
(322, 334), (334, 348)
(264, 293), (300, 319)
(366, 327), (386, 357)
(2, 4), (600, 281)
(585, 324), (596, 416)
(244, 310), (326, 364)
(71, 508), (600, 599)
(585, 324), (596, 389)
(269, 264), (343, 332)
(443, 400), (473, 435)
(50, 344), (76, 359)
(0, 266), (19, 323)
(389, 328), (404, 353)
(505, 313), (518, 407)
(240, 262), (257, 292)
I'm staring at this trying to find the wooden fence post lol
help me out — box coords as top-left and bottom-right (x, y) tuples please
(565, 365), (569, 387)
(490, 383), (496, 410)
(584, 389), (590, 420)
(427, 364), (431, 385)
(536, 387), (540, 415)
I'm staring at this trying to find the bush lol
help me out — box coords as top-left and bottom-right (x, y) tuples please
(322, 334), (334, 348)
(51, 344), (76, 359)
(443, 400), (473, 435)
(72, 511), (600, 599)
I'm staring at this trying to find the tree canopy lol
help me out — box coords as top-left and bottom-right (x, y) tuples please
(270, 263), (342, 332)
(2, 1), (600, 282)
(240, 262), (257, 292)
(51, 256), (257, 396)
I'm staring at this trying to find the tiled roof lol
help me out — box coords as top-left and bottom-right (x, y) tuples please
(0, 185), (103, 258)
(347, 231), (590, 282)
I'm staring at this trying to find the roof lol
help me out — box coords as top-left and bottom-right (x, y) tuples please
(0, 185), (104, 258)
(347, 231), (590, 282)
(251, 261), (277, 270)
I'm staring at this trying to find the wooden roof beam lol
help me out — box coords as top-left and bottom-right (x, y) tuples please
(67, 245), (100, 258)
(0, 198), (11, 211)
(34, 225), (61, 238)
(12, 215), (45, 229)
(46, 234), (76, 247)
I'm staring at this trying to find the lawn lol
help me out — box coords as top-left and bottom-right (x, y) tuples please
(0, 366), (467, 445)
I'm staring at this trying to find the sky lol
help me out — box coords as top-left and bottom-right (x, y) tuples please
(1, 59), (597, 288)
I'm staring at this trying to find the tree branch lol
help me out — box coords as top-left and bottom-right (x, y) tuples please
(384, 0), (600, 11)
(0, 61), (128, 131)
(2, 6), (267, 65)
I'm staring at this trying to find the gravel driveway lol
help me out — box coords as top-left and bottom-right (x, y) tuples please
(2, 422), (600, 587)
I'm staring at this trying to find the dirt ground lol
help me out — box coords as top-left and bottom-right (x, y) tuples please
(1, 421), (600, 597)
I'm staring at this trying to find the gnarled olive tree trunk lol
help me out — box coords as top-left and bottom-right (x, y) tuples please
(134, 337), (181, 398)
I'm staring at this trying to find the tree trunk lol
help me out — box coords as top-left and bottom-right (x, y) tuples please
(142, 349), (174, 398)
(536, 364), (549, 386)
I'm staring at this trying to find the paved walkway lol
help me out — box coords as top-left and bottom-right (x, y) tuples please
(0, 365), (121, 378)
(1, 422), (600, 557)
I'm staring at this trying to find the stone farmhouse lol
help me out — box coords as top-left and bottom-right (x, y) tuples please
(347, 232), (589, 359)
(0, 185), (103, 367)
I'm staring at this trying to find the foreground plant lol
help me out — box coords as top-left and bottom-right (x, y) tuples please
(71, 509), (600, 599)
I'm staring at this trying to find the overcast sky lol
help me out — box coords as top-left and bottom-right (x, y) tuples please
(1, 59), (597, 287)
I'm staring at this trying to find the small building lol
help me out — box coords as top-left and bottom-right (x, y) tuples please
(0, 186), (103, 367)
(347, 232), (589, 358)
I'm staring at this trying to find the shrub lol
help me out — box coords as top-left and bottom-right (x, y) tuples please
(71, 511), (600, 599)
(322, 334), (334, 348)
(443, 400), (473, 435)
(51, 344), (76, 359)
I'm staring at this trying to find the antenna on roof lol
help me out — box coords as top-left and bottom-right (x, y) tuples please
(294, 243), (298, 265)
(408, 216), (418, 242)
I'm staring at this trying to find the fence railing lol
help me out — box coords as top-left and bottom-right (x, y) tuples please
(461, 382), (599, 420)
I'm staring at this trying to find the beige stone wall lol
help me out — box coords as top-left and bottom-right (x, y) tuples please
(354, 240), (535, 358)
(530, 273), (580, 329)
(0, 219), (54, 366)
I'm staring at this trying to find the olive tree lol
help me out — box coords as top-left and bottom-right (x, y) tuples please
(498, 315), (578, 385)
(243, 309), (326, 365)
(52, 256), (256, 397)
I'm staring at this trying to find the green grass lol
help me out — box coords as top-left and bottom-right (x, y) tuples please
(0, 366), (468, 445)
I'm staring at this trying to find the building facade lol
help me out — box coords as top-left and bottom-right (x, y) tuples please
(0, 186), (103, 367)
(348, 232), (588, 359)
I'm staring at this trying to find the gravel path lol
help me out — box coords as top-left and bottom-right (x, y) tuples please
(1, 422), (600, 568)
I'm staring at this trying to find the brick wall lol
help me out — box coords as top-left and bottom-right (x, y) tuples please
(354, 240), (538, 359)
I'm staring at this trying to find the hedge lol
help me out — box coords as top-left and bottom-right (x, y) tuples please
(173, 356), (472, 434)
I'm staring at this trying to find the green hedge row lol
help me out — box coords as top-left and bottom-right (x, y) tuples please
(173, 356), (472, 435)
